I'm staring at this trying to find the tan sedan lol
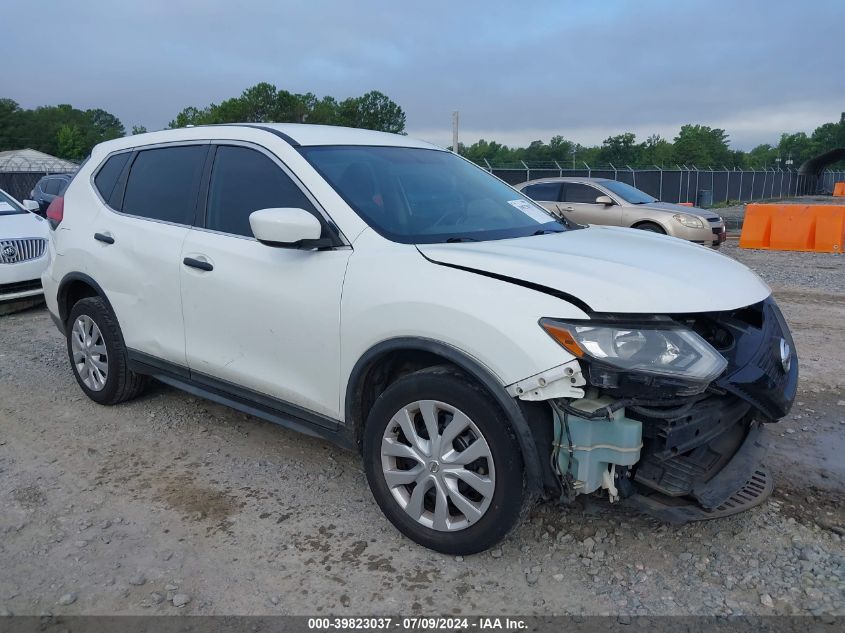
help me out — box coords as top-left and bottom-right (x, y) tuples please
(516, 177), (726, 248)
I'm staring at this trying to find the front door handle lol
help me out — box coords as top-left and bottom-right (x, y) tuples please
(183, 257), (213, 272)
(94, 232), (115, 244)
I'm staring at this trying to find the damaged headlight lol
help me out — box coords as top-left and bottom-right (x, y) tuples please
(539, 319), (727, 383)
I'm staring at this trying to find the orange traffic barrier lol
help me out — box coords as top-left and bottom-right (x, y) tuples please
(739, 204), (845, 252)
(678, 202), (694, 207)
(834, 182), (845, 197)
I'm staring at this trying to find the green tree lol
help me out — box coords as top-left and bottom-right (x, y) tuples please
(775, 132), (810, 164)
(131, 125), (147, 135)
(672, 124), (731, 167)
(166, 84), (405, 133)
(598, 132), (638, 166)
(746, 143), (777, 168)
(0, 100), (125, 156)
(337, 90), (406, 133)
(56, 124), (85, 159)
(639, 134), (674, 167)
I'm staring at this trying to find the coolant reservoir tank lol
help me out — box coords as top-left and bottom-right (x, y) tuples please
(555, 395), (642, 495)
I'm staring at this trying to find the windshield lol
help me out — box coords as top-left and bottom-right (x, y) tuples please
(0, 190), (26, 216)
(300, 146), (565, 243)
(600, 180), (656, 204)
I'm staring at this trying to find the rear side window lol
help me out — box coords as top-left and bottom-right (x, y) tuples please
(563, 183), (601, 203)
(205, 145), (316, 237)
(523, 182), (562, 202)
(94, 152), (131, 205)
(122, 145), (207, 224)
(43, 178), (63, 195)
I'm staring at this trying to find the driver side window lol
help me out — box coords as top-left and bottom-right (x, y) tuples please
(206, 145), (316, 237)
(563, 183), (601, 204)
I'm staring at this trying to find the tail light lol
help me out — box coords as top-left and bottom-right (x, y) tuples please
(46, 196), (64, 229)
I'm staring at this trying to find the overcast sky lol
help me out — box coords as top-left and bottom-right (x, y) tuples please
(4, 0), (843, 150)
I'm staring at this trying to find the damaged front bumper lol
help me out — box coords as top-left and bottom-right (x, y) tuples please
(516, 296), (798, 522)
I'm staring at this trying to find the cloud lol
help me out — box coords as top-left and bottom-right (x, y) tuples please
(1, 0), (842, 149)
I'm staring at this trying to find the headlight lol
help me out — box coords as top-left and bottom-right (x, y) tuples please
(540, 319), (727, 383)
(672, 213), (705, 229)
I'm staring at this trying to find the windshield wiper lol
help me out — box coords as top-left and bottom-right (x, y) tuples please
(444, 236), (480, 243)
(533, 228), (565, 235)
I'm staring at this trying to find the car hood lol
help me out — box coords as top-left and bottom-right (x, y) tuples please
(639, 201), (722, 220)
(0, 212), (48, 240)
(417, 226), (770, 314)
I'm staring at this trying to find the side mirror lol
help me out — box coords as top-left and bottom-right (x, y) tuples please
(595, 195), (614, 206)
(22, 200), (41, 213)
(249, 207), (330, 249)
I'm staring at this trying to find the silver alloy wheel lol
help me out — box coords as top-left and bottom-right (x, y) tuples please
(380, 400), (496, 532)
(71, 315), (108, 391)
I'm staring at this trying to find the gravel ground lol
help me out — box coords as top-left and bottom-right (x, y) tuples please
(1, 247), (843, 618)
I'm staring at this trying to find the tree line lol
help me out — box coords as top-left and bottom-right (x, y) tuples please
(0, 83), (407, 161)
(167, 83), (406, 135)
(0, 98), (125, 160)
(457, 116), (845, 170)
(1, 82), (843, 170)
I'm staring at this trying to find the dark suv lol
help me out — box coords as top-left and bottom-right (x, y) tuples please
(31, 174), (73, 215)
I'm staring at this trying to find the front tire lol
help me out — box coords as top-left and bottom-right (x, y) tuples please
(66, 297), (147, 405)
(363, 367), (524, 554)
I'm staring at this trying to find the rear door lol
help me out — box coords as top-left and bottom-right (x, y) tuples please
(90, 143), (208, 366)
(559, 182), (623, 226)
(520, 182), (562, 216)
(179, 143), (351, 420)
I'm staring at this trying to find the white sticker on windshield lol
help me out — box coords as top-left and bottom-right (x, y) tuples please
(0, 202), (14, 212)
(508, 199), (551, 224)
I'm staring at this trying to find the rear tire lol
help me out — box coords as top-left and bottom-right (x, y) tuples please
(363, 367), (524, 554)
(66, 297), (147, 405)
(633, 221), (666, 234)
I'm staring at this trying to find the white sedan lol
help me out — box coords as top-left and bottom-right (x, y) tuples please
(1, 188), (49, 314)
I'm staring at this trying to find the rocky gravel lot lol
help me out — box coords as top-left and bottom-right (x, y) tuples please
(1, 243), (843, 618)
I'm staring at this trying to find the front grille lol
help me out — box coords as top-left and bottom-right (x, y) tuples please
(0, 238), (47, 264)
(707, 217), (722, 223)
(0, 279), (42, 295)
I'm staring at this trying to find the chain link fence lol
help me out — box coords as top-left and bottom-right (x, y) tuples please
(0, 154), (79, 203)
(482, 162), (845, 206)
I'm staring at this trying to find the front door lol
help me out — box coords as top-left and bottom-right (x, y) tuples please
(179, 144), (351, 420)
(559, 182), (623, 226)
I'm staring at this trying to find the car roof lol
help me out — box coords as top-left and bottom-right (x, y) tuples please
(521, 177), (612, 185)
(90, 123), (442, 157)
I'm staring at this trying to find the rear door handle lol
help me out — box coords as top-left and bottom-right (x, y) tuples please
(183, 257), (213, 272)
(94, 232), (115, 244)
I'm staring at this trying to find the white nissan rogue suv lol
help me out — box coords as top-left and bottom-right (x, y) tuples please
(42, 124), (797, 554)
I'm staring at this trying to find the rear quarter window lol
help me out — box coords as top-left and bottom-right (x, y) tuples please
(94, 152), (131, 205)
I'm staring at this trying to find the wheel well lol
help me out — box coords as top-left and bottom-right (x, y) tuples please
(58, 279), (100, 324)
(631, 220), (666, 232)
(350, 349), (458, 449)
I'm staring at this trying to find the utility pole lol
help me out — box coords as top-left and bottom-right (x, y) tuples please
(452, 111), (459, 154)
